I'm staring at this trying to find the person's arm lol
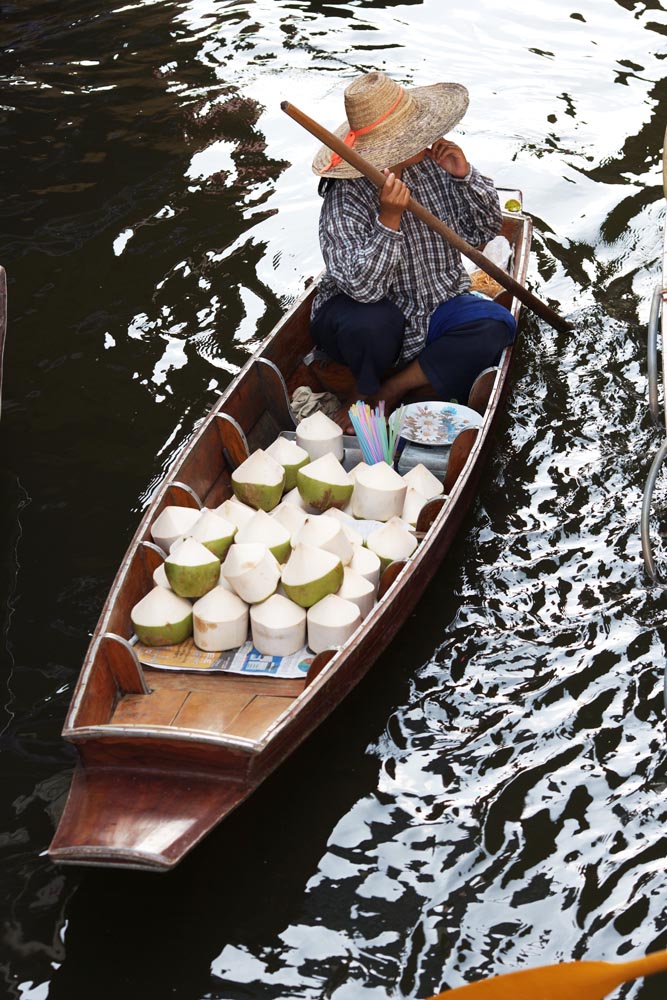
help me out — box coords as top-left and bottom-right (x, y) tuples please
(428, 139), (503, 246)
(318, 178), (406, 302)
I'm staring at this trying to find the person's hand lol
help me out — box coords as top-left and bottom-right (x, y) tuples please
(378, 168), (411, 230)
(428, 139), (469, 178)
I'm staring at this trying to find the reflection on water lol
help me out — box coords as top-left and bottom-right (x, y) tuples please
(1, 1), (667, 998)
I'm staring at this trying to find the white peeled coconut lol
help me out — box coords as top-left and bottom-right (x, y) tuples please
(367, 516), (418, 571)
(131, 586), (193, 647)
(348, 461), (369, 481)
(221, 542), (281, 604)
(150, 505), (201, 552)
(250, 594), (307, 657)
(217, 568), (234, 591)
(402, 463), (445, 500)
(296, 453), (353, 512)
(307, 593), (361, 654)
(295, 410), (344, 461)
(402, 486), (429, 527)
(352, 461), (407, 522)
(281, 543), (344, 608)
(271, 501), (309, 539)
(235, 508), (291, 564)
(231, 449), (285, 511)
(322, 507), (364, 548)
(165, 537), (221, 598)
(265, 437), (310, 491)
(192, 586), (249, 652)
(349, 545), (381, 590)
(153, 562), (170, 589)
(188, 509), (237, 559)
(292, 515), (354, 566)
(337, 566), (376, 618)
(215, 498), (256, 531)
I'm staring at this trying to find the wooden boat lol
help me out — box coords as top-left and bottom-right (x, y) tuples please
(49, 205), (532, 871)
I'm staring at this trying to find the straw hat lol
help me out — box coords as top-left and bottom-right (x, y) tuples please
(312, 71), (469, 179)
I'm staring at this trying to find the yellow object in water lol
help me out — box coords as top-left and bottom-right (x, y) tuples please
(426, 950), (667, 1000)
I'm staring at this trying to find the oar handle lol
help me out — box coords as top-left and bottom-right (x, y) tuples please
(615, 950), (667, 983)
(281, 100), (572, 333)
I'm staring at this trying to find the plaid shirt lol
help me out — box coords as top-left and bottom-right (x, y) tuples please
(312, 157), (503, 364)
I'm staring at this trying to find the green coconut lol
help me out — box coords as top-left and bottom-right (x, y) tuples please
(265, 437), (310, 491)
(235, 508), (292, 564)
(296, 453), (353, 512)
(366, 516), (418, 572)
(165, 537), (221, 598)
(231, 449), (286, 511)
(131, 586), (193, 647)
(189, 509), (237, 559)
(281, 543), (344, 608)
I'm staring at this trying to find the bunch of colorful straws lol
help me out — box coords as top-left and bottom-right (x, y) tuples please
(347, 400), (405, 465)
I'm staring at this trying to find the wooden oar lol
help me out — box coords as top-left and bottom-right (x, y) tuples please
(426, 949), (667, 1000)
(281, 100), (572, 333)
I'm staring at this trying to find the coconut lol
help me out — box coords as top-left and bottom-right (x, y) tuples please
(250, 594), (307, 657)
(265, 437), (310, 491)
(307, 594), (361, 654)
(401, 486), (429, 527)
(188, 509), (237, 559)
(337, 566), (376, 618)
(165, 537), (221, 598)
(367, 516), (418, 571)
(281, 543), (344, 608)
(231, 449), (285, 511)
(131, 586), (193, 646)
(235, 508), (291, 564)
(402, 463), (445, 500)
(348, 461), (369, 481)
(322, 507), (365, 548)
(295, 410), (344, 461)
(214, 498), (256, 531)
(292, 516), (354, 566)
(221, 542), (281, 604)
(192, 586), (249, 652)
(150, 505), (201, 552)
(153, 562), (171, 589)
(271, 501), (309, 539)
(349, 545), (382, 590)
(281, 486), (318, 515)
(297, 453), (353, 512)
(352, 461), (407, 522)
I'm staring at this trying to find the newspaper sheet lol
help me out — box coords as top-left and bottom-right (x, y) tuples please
(133, 635), (314, 680)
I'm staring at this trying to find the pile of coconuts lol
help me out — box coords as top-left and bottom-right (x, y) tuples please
(131, 410), (444, 658)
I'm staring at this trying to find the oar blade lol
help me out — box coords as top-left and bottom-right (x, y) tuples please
(428, 951), (667, 1000)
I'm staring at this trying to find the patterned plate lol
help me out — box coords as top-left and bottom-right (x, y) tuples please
(399, 401), (483, 446)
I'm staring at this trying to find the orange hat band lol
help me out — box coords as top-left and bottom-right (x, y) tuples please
(321, 88), (404, 173)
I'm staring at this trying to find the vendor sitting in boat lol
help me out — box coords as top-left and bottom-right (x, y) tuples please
(309, 70), (516, 426)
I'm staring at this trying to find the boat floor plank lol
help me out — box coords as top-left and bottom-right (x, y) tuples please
(224, 695), (293, 740)
(142, 667), (306, 699)
(172, 690), (255, 733)
(112, 689), (188, 727)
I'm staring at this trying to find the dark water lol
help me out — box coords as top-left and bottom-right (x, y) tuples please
(2, 1), (667, 997)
